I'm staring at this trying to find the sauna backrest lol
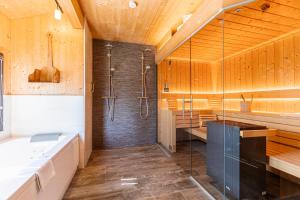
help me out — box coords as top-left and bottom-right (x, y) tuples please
(268, 131), (300, 149)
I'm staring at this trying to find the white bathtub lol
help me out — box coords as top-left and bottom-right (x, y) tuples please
(0, 133), (79, 200)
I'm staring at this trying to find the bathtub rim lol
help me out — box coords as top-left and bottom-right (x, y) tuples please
(0, 133), (79, 200)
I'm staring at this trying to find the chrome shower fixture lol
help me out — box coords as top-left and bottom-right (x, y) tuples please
(102, 43), (117, 121)
(138, 48), (152, 119)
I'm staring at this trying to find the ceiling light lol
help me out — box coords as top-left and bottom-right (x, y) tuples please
(182, 13), (192, 24)
(129, 0), (137, 9)
(234, 8), (242, 13)
(54, 8), (62, 20)
(54, 0), (63, 20)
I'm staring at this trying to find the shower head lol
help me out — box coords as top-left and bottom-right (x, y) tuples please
(146, 65), (151, 70)
(144, 48), (152, 52)
(105, 43), (113, 50)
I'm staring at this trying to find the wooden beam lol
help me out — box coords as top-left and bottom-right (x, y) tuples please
(155, 0), (256, 63)
(58, 0), (84, 29)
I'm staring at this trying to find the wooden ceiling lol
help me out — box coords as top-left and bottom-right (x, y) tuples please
(0, 0), (55, 19)
(78, 0), (204, 45)
(171, 0), (300, 62)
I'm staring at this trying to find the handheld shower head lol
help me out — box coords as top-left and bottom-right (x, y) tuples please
(145, 65), (151, 73)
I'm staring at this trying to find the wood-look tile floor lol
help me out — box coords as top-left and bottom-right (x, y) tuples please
(64, 145), (210, 200)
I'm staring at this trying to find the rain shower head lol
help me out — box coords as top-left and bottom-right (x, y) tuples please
(144, 48), (152, 52)
(105, 43), (113, 49)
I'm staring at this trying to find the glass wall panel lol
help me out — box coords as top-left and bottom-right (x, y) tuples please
(158, 1), (300, 199)
(189, 12), (225, 200)
(222, 1), (300, 199)
(157, 39), (192, 173)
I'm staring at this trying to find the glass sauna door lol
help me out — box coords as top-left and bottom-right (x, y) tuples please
(189, 12), (225, 199)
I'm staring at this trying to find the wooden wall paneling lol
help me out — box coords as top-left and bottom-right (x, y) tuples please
(171, 59), (177, 93)
(10, 13), (83, 95)
(205, 63), (209, 92)
(184, 60), (188, 92)
(245, 51), (252, 90)
(161, 60), (166, 94)
(0, 13), (11, 95)
(274, 39), (284, 87)
(258, 46), (267, 89)
(230, 57), (235, 91)
(191, 61), (195, 92)
(252, 49), (259, 90)
(240, 54), (246, 91)
(196, 62), (201, 93)
(283, 36), (295, 87)
(295, 36), (300, 87)
(266, 43), (275, 88)
(234, 56), (241, 91)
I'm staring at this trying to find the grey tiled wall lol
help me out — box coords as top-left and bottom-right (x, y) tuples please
(93, 40), (157, 149)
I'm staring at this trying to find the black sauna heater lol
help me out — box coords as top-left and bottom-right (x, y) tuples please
(207, 120), (267, 199)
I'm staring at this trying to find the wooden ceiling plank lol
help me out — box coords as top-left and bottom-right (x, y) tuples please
(192, 37), (251, 49)
(198, 28), (266, 44)
(248, 0), (300, 19)
(208, 24), (276, 40)
(232, 7), (300, 28)
(193, 32), (257, 46)
(224, 12), (295, 32)
(268, 0), (300, 9)
(215, 20), (284, 37)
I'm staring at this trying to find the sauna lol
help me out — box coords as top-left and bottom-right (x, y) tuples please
(1, 0), (300, 199)
(158, 0), (300, 199)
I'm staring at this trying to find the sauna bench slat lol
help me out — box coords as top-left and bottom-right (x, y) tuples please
(186, 128), (276, 140)
(267, 141), (300, 179)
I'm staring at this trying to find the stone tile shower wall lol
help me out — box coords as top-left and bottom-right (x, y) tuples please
(93, 40), (157, 149)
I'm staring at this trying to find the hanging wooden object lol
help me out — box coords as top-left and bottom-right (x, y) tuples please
(28, 33), (60, 83)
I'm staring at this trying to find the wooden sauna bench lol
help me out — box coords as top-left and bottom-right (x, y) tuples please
(215, 111), (300, 178)
(267, 131), (300, 179)
(186, 114), (300, 179)
(159, 109), (214, 152)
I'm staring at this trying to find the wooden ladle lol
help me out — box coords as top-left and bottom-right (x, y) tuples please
(28, 33), (60, 83)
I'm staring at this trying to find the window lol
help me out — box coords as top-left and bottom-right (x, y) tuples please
(0, 53), (3, 131)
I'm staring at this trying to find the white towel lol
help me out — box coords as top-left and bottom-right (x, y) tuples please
(35, 160), (56, 191)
